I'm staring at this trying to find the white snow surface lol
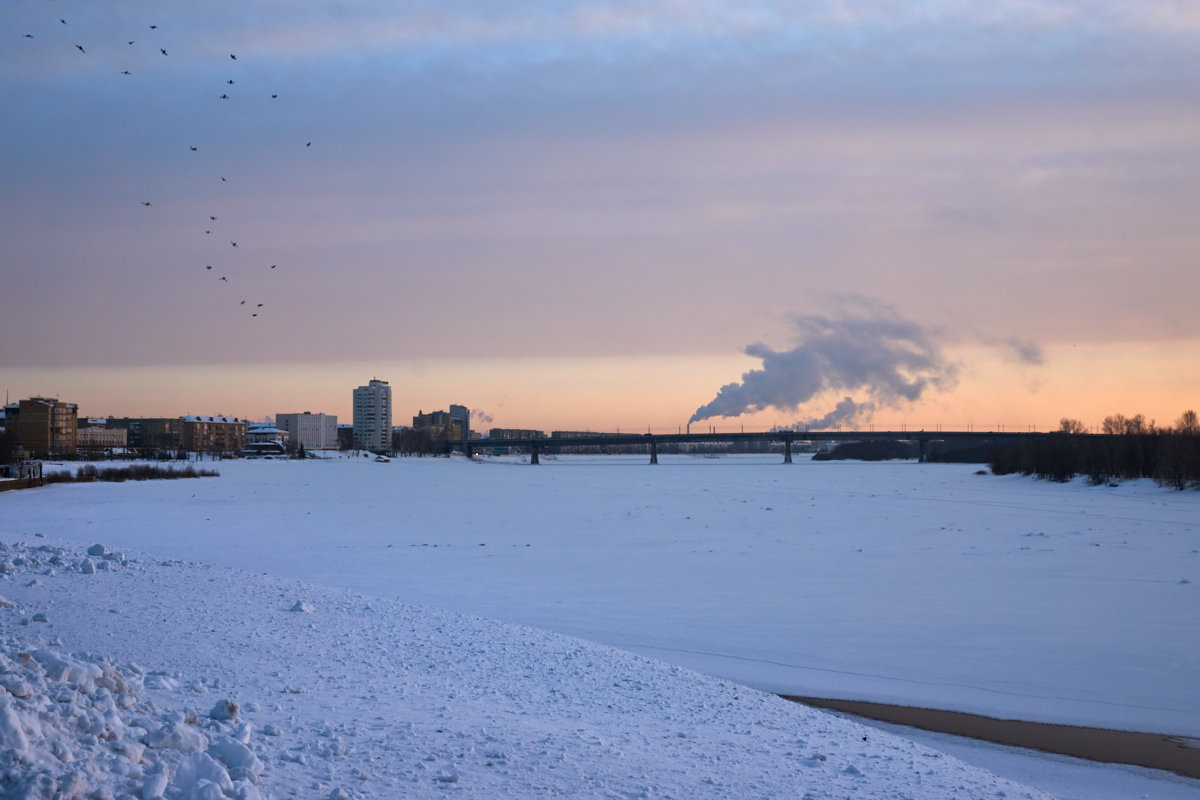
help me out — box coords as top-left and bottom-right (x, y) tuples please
(2, 540), (1055, 799)
(1, 454), (1198, 798)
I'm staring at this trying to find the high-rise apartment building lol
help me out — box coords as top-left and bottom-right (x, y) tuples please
(352, 379), (392, 452)
(276, 412), (339, 451)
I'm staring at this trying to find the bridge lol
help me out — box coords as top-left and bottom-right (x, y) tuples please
(450, 429), (1047, 464)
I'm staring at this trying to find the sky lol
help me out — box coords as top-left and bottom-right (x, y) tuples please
(3, 1), (1199, 433)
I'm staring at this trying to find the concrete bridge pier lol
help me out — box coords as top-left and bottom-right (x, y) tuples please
(530, 444), (540, 465)
(783, 438), (793, 464)
(649, 437), (658, 465)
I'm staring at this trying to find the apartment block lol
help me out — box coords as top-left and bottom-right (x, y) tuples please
(276, 412), (339, 450)
(15, 397), (78, 458)
(353, 379), (392, 452)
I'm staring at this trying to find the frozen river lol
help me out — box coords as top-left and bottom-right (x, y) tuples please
(5, 453), (1198, 737)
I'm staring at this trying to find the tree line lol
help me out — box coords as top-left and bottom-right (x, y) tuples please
(989, 411), (1200, 488)
(43, 464), (220, 483)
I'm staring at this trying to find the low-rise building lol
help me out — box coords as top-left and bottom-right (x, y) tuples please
(76, 419), (127, 456)
(180, 416), (246, 456)
(276, 412), (338, 450)
(107, 418), (183, 453)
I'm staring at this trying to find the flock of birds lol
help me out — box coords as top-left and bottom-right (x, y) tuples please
(24, 13), (310, 320)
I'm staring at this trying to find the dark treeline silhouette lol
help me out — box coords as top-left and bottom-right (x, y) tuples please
(44, 464), (219, 483)
(813, 440), (918, 461)
(393, 428), (446, 457)
(989, 411), (1200, 489)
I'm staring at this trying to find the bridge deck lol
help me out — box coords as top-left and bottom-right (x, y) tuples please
(453, 429), (1050, 453)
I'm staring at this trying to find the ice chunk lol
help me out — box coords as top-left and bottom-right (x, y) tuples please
(145, 720), (208, 753)
(210, 734), (264, 782)
(210, 698), (239, 722)
(174, 752), (234, 797)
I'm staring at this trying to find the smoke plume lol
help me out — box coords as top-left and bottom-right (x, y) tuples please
(690, 302), (957, 427)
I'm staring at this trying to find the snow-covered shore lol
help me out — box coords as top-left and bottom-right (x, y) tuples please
(2, 454), (1199, 798)
(1, 539), (1061, 799)
(11, 455), (1197, 735)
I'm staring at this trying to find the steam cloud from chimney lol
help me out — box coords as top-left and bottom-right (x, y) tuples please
(689, 302), (958, 428)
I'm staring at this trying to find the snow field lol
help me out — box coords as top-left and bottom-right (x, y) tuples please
(16, 454), (1196, 735)
(0, 538), (1059, 799)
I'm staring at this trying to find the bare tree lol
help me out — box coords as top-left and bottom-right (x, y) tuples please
(1058, 418), (1088, 435)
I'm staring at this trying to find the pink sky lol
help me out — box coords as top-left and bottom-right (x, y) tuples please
(2, 2), (1197, 432)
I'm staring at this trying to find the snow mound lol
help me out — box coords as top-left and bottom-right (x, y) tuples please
(0, 643), (265, 799)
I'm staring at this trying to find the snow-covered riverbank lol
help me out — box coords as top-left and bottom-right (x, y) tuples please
(3, 454), (1198, 797)
(1, 539), (1066, 799)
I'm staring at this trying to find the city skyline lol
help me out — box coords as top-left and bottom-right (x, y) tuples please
(3, 2), (1198, 432)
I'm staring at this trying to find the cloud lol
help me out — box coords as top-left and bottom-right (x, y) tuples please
(1005, 338), (1045, 366)
(690, 301), (958, 425)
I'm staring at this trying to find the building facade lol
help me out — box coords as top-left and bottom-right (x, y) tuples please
(75, 420), (128, 456)
(276, 412), (339, 450)
(245, 423), (288, 456)
(180, 416), (246, 456)
(16, 398), (78, 458)
(107, 418), (183, 453)
(412, 405), (470, 442)
(352, 379), (392, 452)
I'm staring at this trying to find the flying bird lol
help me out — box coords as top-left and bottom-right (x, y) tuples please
(220, 94), (228, 99)
(227, 79), (235, 85)
(128, 41), (135, 45)
(231, 241), (238, 247)
(220, 276), (229, 282)
(75, 44), (85, 53)
(230, 54), (237, 60)
(252, 313), (258, 317)
(269, 264), (276, 269)
(220, 177), (227, 182)
(121, 70), (132, 75)
(24, 34), (33, 39)
(189, 146), (197, 151)
(306, 142), (311, 147)
(60, 19), (67, 25)
(240, 300), (246, 305)
(141, 201), (151, 206)
(150, 25), (158, 30)
(206, 265), (213, 270)
(205, 230), (211, 234)
(257, 303), (263, 307)
(160, 48), (167, 55)
(271, 94), (278, 99)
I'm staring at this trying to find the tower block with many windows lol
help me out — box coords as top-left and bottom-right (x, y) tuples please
(352, 379), (392, 453)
